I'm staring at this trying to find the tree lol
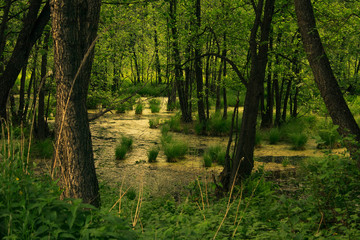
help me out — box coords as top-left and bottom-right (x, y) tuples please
(51, 0), (101, 207)
(0, 0), (50, 121)
(220, 0), (275, 190)
(295, 0), (360, 168)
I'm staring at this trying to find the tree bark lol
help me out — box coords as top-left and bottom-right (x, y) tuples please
(220, 0), (275, 190)
(51, 0), (101, 207)
(295, 0), (360, 167)
(0, 0), (50, 121)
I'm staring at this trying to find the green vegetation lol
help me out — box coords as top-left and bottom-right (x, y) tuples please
(161, 133), (188, 162)
(147, 146), (159, 163)
(149, 99), (161, 113)
(29, 138), (54, 159)
(268, 128), (281, 144)
(135, 101), (143, 114)
(203, 145), (226, 167)
(317, 125), (341, 148)
(148, 117), (160, 128)
(289, 133), (308, 150)
(115, 136), (133, 160)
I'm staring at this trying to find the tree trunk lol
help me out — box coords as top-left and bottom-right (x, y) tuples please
(295, 0), (360, 168)
(37, 30), (50, 140)
(0, 0), (50, 121)
(51, 0), (101, 207)
(194, 0), (206, 125)
(220, 0), (275, 190)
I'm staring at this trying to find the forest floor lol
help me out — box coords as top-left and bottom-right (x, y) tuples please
(88, 98), (347, 198)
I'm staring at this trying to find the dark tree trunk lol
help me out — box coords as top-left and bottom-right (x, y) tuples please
(220, 0), (275, 190)
(51, 0), (101, 207)
(222, 34), (228, 119)
(282, 78), (291, 122)
(169, 0), (191, 122)
(154, 21), (162, 84)
(36, 30), (50, 140)
(0, 0), (12, 73)
(194, 0), (206, 125)
(215, 60), (222, 113)
(295, 0), (360, 168)
(0, 0), (50, 121)
(260, 33), (273, 129)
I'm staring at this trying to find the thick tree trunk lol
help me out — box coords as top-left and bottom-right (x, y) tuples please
(261, 33), (273, 129)
(295, 0), (360, 167)
(0, 1), (50, 121)
(220, 0), (275, 190)
(51, 0), (101, 207)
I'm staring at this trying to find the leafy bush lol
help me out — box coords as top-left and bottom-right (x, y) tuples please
(149, 99), (161, 113)
(147, 147), (159, 163)
(163, 139), (188, 162)
(289, 133), (308, 150)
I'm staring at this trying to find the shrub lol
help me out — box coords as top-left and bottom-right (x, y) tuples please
(149, 118), (160, 128)
(289, 133), (308, 150)
(147, 147), (159, 163)
(269, 128), (281, 144)
(207, 113), (231, 136)
(203, 145), (226, 167)
(163, 140), (188, 162)
(149, 99), (161, 113)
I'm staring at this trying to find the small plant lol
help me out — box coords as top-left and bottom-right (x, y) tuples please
(30, 138), (54, 159)
(135, 102), (143, 114)
(147, 146), (159, 163)
(166, 115), (181, 132)
(203, 145), (226, 167)
(115, 136), (133, 160)
(207, 113), (231, 136)
(149, 99), (161, 113)
(255, 132), (262, 147)
(269, 128), (281, 144)
(290, 133), (308, 150)
(149, 118), (160, 128)
(163, 139), (188, 162)
(317, 125), (340, 148)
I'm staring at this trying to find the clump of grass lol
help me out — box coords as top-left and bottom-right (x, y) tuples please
(115, 136), (133, 160)
(269, 128), (281, 144)
(203, 145), (226, 167)
(255, 132), (262, 147)
(207, 113), (231, 136)
(149, 99), (161, 113)
(30, 138), (54, 159)
(135, 102), (143, 114)
(289, 133), (308, 150)
(149, 118), (160, 128)
(166, 115), (181, 132)
(147, 146), (159, 163)
(163, 139), (188, 162)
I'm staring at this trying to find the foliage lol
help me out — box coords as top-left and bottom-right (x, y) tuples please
(164, 114), (182, 132)
(115, 136), (133, 160)
(289, 133), (308, 150)
(0, 133), (135, 239)
(149, 99), (161, 113)
(203, 145), (226, 167)
(147, 146), (159, 163)
(148, 117), (160, 128)
(162, 137), (188, 162)
(317, 124), (340, 148)
(29, 138), (54, 159)
(268, 128), (281, 144)
(135, 101), (143, 114)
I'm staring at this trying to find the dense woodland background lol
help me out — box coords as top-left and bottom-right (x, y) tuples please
(0, 0), (360, 239)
